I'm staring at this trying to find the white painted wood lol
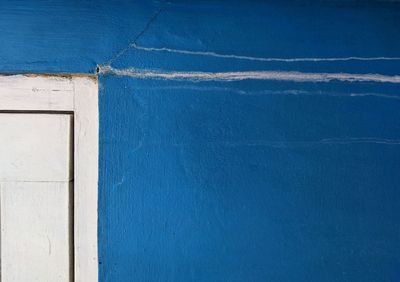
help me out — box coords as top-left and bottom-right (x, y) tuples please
(0, 112), (73, 282)
(0, 74), (99, 282)
(0, 182), (72, 282)
(0, 114), (73, 182)
(73, 77), (99, 282)
(0, 75), (74, 111)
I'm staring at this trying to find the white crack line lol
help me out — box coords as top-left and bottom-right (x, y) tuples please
(131, 44), (400, 62)
(98, 66), (400, 83)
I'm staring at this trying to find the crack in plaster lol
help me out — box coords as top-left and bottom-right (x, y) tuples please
(97, 2), (400, 84)
(319, 138), (400, 145)
(103, 4), (166, 67)
(127, 85), (400, 100)
(114, 175), (125, 188)
(130, 44), (400, 62)
(112, 139), (400, 148)
(98, 65), (400, 84)
(214, 138), (400, 146)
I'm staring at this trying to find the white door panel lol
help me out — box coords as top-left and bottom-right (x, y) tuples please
(0, 182), (72, 282)
(0, 113), (72, 282)
(0, 114), (72, 182)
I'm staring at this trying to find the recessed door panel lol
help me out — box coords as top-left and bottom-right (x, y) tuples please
(0, 114), (72, 182)
(0, 113), (73, 282)
(0, 182), (72, 282)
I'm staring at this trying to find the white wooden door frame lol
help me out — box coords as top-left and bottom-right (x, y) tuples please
(0, 74), (99, 282)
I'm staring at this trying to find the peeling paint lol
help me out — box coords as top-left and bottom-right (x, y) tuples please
(98, 65), (400, 84)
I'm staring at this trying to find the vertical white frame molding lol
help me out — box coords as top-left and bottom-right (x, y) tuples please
(0, 74), (99, 282)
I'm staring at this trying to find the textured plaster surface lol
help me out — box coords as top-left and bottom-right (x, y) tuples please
(1, 1), (400, 281)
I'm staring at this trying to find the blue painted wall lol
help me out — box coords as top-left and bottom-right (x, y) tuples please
(1, 1), (400, 281)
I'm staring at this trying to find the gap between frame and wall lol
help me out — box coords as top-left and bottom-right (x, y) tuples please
(0, 74), (99, 282)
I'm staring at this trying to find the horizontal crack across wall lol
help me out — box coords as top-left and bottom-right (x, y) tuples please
(98, 65), (400, 84)
(131, 43), (400, 62)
